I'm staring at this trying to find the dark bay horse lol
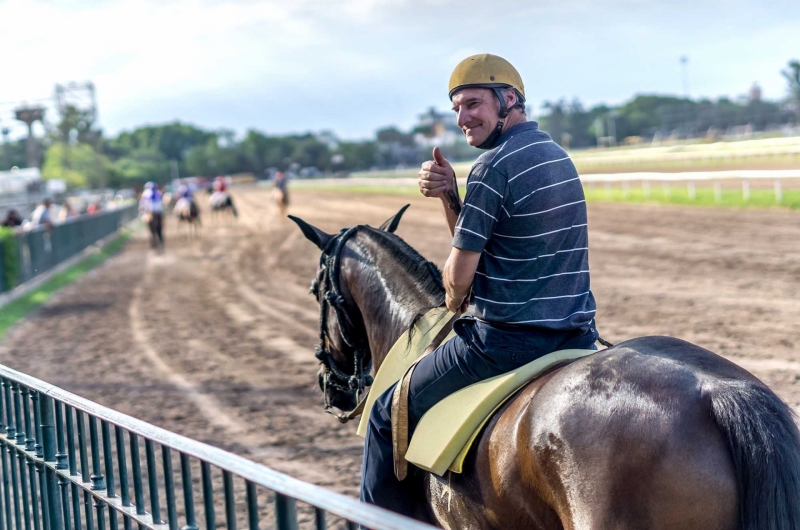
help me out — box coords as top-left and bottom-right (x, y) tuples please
(174, 197), (201, 238)
(209, 192), (238, 220)
(290, 207), (800, 530)
(143, 212), (164, 253)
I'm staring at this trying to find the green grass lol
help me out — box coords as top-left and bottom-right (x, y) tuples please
(0, 232), (132, 340)
(582, 184), (800, 209)
(349, 155), (800, 179)
(295, 182), (800, 210)
(573, 155), (800, 175)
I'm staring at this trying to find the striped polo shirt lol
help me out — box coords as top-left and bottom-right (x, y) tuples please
(452, 121), (597, 331)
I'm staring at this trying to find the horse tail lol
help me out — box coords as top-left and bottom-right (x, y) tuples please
(706, 378), (800, 530)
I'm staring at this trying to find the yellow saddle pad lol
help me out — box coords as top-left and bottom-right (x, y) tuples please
(356, 307), (455, 437)
(356, 307), (596, 476)
(405, 347), (595, 475)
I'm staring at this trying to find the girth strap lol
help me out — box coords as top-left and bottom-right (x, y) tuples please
(392, 310), (461, 481)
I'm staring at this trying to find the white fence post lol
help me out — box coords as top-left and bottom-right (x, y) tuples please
(714, 180), (722, 204)
(774, 178), (782, 203)
(663, 181), (671, 199)
(642, 180), (651, 198)
(742, 179), (750, 202)
(688, 181), (696, 201)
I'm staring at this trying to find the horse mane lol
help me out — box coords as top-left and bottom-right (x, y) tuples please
(358, 226), (446, 338)
(359, 226), (445, 298)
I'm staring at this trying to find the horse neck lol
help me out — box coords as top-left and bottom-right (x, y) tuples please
(340, 231), (444, 372)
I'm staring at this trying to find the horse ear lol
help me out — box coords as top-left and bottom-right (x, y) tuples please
(378, 204), (410, 233)
(288, 215), (333, 250)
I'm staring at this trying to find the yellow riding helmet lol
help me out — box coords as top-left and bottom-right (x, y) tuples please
(448, 53), (525, 100)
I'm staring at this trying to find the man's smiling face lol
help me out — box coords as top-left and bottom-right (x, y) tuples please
(451, 87), (501, 146)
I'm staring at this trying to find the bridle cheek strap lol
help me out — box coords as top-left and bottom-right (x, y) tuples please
(314, 226), (373, 419)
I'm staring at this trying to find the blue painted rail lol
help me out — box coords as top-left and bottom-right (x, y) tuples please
(0, 204), (138, 293)
(0, 365), (434, 530)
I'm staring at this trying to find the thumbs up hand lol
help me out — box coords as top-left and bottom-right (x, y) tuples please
(418, 147), (456, 199)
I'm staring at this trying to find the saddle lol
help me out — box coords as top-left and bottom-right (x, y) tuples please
(356, 308), (597, 478)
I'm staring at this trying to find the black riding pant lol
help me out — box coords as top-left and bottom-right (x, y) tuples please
(360, 317), (597, 518)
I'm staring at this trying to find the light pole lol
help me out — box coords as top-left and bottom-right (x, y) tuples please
(680, 56), (691, 137)
(1, 126), (10, 170)
(680, 56), (690, 96)
(607, 111), (618, 147)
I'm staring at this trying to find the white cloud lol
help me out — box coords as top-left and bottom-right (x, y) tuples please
(1, 0), (799, 138)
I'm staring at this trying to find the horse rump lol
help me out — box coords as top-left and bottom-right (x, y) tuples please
(705, 378), (800, 530)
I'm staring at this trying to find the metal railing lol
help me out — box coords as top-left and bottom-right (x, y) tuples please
(0, 364), (433, 530)
(1, 204), (138, 293)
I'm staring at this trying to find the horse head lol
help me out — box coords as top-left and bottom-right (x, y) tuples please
(289, 205), (411, 415)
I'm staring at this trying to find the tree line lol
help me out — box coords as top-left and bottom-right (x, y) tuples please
(539, 61), (800, 149)
(1, 60), (798, 189)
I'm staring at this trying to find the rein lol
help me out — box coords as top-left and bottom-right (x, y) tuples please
(313, 226), (374, 421)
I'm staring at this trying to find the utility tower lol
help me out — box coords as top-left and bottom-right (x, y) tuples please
(54, 82), (97, 128)
(14, 106), (46, 168)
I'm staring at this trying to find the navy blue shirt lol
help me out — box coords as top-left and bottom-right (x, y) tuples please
(452, 122), (597, 331)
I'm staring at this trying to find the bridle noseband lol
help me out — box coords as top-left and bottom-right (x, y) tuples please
(312, 226), (374, 418)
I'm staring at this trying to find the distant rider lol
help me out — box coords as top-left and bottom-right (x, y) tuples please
(139, 182), (165, 249)
(273, 172), (290, 216)
(210, 176), (237, 217)
(175, 184), (199, 219)
(210, 176), (227, 206)
(360, 54), (599, 518)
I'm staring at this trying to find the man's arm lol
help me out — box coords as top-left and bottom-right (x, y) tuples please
(418, 147), (462, 236)
(443, 247), (481, 312)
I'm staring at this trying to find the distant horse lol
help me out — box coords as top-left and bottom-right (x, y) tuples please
(141, 212), (164, 253)
(272, 187), (289, 217)
(209, 191), (238, 221)
(291, 206), (800, 530)
(174, 197), (200, 238)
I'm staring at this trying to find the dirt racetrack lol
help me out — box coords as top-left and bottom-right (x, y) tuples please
(1, 186), (799, 498)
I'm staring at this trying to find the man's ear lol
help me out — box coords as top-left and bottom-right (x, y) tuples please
(503, 89), (517, 109)
(288, 215), (333, 250)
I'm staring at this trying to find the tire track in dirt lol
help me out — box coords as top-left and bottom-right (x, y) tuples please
(4, 187), (799, 498)
(151, 197), (363, 489)
(129, 256), (249, 435)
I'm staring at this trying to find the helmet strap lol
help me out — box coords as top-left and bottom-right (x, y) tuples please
(476, 119), (505, 150)
(475, 87), (511, 150)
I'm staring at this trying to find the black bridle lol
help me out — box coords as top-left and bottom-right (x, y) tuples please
(311, 226), (374, 415)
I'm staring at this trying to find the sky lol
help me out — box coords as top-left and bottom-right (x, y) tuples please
(1, 0), (799, 140)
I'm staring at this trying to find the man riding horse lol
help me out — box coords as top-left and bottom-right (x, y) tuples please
(291, 53), (800, 529)
(210, 175), (239, 217)
(139, 181), (165, 251)
(361, 53), (598, 516)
